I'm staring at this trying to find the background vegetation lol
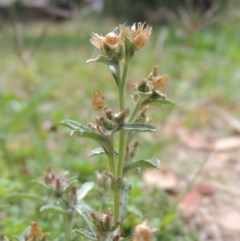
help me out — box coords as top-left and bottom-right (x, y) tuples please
(0, 0), (240, 240)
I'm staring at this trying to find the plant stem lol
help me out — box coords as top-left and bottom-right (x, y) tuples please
(63, 213), (72, 241)
(108, 149), (116, 175)
(113, 185), (121, 223)
(128, 99), (142, 123)
(117, 132), (128, 177)
(113, 59), (130, 224)
(119, 59), (129, 110)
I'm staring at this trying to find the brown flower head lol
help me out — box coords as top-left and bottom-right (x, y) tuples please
(90, 33), (105, 50)
(30, 222), (44, 238)
(152, 74), (168, 89)
(90, 32), (123, 58)
(124, 23), (152, 51)
(24, 222), (49, 241)
(147, 66), (168, 89)
(92, 91), (106, 110)
(132, 220), (152, 241)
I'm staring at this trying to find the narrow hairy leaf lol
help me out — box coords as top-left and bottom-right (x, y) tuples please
(60, 119), (102, 141)
(6, 193), (41, 201)
(124, 158), (161, 173)
(87, 55), (116, 65)
(74, 228), (96, 240)
(60, 119), (90, 131)
(77, 182), (94, 202)
(40, 205), (67, 215)
(127, 206), (143, 218)
(88, 147), (105, 157)
(60, 119), (113, 155)
(151, 98), (176, 106)
(75, 206), (96, 234)
(36, 181), (53, 191)
(121, 123), (156, 132)
(108, 63), (120, 86)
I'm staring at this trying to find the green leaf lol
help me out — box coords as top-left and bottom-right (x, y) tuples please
(75, 206), (96, 234)
(10, 236), (21, 241)
(40, 205), (67, 215)
(35, 181), (53, 191)
(127, 206), (143, 218)
(6, 193), (42, 201)
(151, 98), (176, 106)
(124, 158), (161, 173)
(60, 119), (102, 141)
(87, 55), (116, 65)
(60, 119), (113, 155)
(77, 182), (94, 202)
(124, 37), (135, 60)
(121, 123), (156, 132)
(74, 228), (96, 241)
(88, 147), (105, 157)
(161, 212), (177, 226)
(108, 63), (120, 86)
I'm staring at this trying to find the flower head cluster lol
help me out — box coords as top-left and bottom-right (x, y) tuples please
(121, 22), (152, 51)
(24, 222), (49, 241)
(89, 22), (152, 61)
(135, 66), (168, 106)
(92, 91), (106, 110)
(90, 32), (124, 60)
(44, 169), (69, 193)
(91, 210), (120, 241)
(90, 90), (129, 135)
(42, 169), (77, 207)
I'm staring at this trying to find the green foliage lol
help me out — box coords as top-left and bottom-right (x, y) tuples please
(0, 10), (240, 241)
(124, 158), (161, 173)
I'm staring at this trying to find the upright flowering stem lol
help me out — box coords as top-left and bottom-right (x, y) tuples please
(113, 183), (121, 225)
(108, 147), (116, 176)
(63, 214), (72, 241)
(64, 22), (157, 240)
(113, 59), (130, 224)
(119, 59), (130, 110)
(118, 58), (130, 174)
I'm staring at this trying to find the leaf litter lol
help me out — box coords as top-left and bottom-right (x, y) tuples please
(142, 105), (240, 241)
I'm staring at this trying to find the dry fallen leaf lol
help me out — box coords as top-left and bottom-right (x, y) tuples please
(196, 182), (215, 196)
(214, 106), (240, 134)
(178, 190), (201, 218)
(143, 165), (178, 191)
(177, 129), (212, 150)
(218, 212), (240, 233)
(213, 136), (240, 151)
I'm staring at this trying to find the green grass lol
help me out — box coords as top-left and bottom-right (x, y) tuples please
(0, 13), (240, 240)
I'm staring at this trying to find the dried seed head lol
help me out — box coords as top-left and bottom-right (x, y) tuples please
(105, 32), (121, 45)
(30, 222), (43, 238)
(152, 66), (158, 76)
(126, 23), (152, 51)
(90, 33), (105, 50)
(24, 222), (49, 241)
(132, 220), (152, 241)
(152, 74), (168, 89)
(90, 31), (123, 58)
(92, 91), (106, 110)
